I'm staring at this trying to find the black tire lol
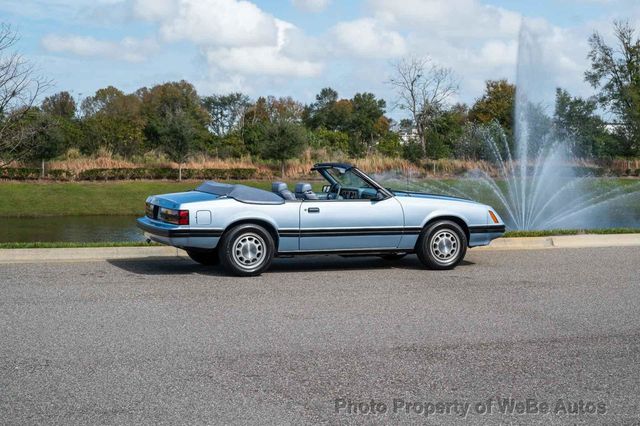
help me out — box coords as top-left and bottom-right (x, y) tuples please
(186, 249), (219, 266)
(218, 224), (275, 276)
(416, 220), (467, 270)
(379, 253), (407, 261)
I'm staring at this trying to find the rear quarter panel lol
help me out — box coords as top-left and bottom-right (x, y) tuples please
(205, 199), (302, 251)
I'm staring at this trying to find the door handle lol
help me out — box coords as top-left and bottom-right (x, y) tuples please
(307, 207), (320, 213)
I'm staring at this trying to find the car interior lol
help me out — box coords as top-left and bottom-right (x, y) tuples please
(271, 166), (383, 201)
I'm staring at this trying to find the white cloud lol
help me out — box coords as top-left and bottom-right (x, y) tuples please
(145, 0), (279, 47)
(131, 0), (176, 21)
(330, 18), (407, 58)
(291, 0), (331, 13)
(204, 20), (323, 77)
(41, 34), (158, 62)
(370, 0), (521, 39)
(39, 0), (324, 92)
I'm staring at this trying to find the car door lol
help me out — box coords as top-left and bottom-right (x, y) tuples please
(299, 197), (404, 251)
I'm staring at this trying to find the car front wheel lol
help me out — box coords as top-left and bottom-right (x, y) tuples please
(416, 220), (467, 270)
(219, 224), (274, 276)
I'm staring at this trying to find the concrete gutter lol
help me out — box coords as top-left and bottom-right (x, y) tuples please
(0, 234), (639, 264)
(474, 233), (640, 251)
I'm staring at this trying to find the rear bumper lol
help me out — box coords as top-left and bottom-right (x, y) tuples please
(136, 217), (222, 249)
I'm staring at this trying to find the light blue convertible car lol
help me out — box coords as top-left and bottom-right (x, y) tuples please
(137, 163), (505, 276)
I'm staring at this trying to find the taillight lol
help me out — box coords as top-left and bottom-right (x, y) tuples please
(159, 208), (189, 225)
(145, 202), (154, 218)
(178, 210), (189, 225)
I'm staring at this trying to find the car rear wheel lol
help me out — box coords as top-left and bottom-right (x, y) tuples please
(416, 220), (467, 270)
(186, 249), (219, 266)
(219, 224), (274, 276)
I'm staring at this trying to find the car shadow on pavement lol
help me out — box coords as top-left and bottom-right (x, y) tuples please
(269, 255), (474, 273)
(107, 255), (474, 276)
(107, 257), (227, 276)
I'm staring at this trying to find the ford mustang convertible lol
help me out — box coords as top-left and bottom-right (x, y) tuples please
(137, 163), (505, 276)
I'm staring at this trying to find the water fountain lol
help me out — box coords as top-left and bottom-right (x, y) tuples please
(381, 24), (640, 231)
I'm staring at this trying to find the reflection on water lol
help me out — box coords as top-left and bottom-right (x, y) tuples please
(0, 216), (143, 243)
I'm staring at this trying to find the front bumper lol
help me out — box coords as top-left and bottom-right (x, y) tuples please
(468, 224), (506, 247)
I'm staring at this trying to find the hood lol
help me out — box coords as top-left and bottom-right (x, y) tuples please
(391, 189), (480, 204)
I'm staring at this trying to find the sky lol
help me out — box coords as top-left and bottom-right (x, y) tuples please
(1, 0), (638, 118)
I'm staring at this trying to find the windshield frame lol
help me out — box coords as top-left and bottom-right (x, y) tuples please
(313, 165), (393, 200)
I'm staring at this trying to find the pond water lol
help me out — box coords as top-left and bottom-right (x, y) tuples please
(0, 216), (144, 243)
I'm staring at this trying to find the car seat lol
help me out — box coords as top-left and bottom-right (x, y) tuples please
(271, 182), (296, 200)
(294, 182), (319, 200)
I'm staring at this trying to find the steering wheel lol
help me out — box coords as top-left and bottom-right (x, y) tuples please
(327, 183), (342, 200)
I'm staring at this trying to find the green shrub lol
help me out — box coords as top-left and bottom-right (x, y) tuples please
(402, 141), (423, 164)
(75, 167), (257, 181)
(46, 169), (74, 181)
(573, 166), (605, 177)
(0, 168), (41, 180)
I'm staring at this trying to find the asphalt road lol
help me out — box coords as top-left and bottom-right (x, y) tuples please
(1, 247), (639, 425)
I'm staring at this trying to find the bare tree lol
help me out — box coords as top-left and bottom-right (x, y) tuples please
(0, 24), (51, 168)
(388, 56), (458, 157)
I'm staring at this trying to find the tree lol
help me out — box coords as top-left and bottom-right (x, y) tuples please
(586, 20), (640, 157)
(376, 132), (402, 157)
(259, 121), (307, 177)
(0, 24), (50, 167)
(349, 92), (387, 154)
(201, 92), (250, 137)
(304, 88), (354, 132)
(140, 81), (210, 163)
(469, 79), (515, 140)
(388, 56), (458, 158)
(308, 128), (350, 154)
(80, 86), (146, 157)
(159, 108), (195, 181)
(425, 104), (468, 159)
(553, 88), (613, 158)
(304, 87), (338, 129)
(41, 91), (76, 119)
(23, 110), (65, 176)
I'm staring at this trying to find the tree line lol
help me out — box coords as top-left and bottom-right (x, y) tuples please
(1, 21), (639, 177)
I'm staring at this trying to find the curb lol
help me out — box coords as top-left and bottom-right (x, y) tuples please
(0, 234), (639, 264)
(474, 233), (640, 251)
(0, 246), (189, 264)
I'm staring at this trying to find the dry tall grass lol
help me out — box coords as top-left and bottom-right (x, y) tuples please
(15, 148), (639, 179)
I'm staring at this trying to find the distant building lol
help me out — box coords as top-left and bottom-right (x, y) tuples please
(398, 127), (419, 144)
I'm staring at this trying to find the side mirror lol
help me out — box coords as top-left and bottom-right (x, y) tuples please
(322, 185), (331, 193)
(375, 190), (386, 201)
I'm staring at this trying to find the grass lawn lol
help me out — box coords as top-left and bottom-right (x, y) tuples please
(0, 180), (294, 217)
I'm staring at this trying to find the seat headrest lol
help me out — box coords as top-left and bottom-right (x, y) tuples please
(295, 182), (313, 193)
(272, 182), (289, 193)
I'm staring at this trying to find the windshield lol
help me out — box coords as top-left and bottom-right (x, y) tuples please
(325, 168), (372, 189)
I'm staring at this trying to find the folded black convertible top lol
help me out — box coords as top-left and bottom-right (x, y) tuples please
(196, 181), (284, 205)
